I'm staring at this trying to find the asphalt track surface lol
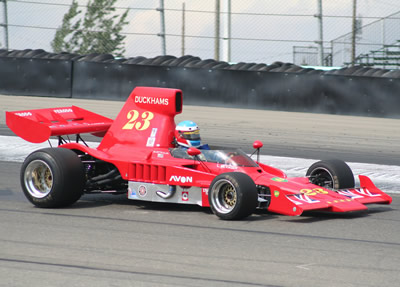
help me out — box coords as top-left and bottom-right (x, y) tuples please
(0, 95), (399, 286)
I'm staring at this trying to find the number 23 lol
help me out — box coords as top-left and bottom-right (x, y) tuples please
(122, 110), (154, 131)
(300, 188), (329, 196)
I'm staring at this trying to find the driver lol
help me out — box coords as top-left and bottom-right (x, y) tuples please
(174, 120), (209, 150)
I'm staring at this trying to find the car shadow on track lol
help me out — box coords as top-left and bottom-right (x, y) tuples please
(70, 193), (214, 214)
(275, 206), (393, 223)
(62, 194), (394, 222)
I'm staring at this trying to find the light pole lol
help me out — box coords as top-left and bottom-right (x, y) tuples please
(214, 0), (220, 61)
(222, 0), (231, 62)
(351, 0), (357, 66)
(181, 2), (185, 56)
(1, 0), (9, 49)
(157, 0), (166, 55)
(316, 0), (324, 66)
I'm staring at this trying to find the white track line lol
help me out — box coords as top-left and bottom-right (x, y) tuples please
(2, 135), (399, 193)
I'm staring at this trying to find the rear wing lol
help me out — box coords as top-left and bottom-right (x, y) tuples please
(6, 106), (113, 143)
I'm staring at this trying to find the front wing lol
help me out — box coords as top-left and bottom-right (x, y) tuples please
(267, 175), (392, 216)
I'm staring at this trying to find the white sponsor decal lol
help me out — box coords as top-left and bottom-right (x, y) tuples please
(150, 128), (158, 137)
(153, 150), (168, 158)
(138, 185), (147, 197)
(135, 96), (169, 106)
(153, 151), (169, 155)
(217, 164), (238, 170)
(337, 189), (363, 199)
(15, 112), (32, 117)
(182, 191), (189, 201)
(128, 187), (137, 198)
(356, 187), (380, 197)
(146, 137), (155, 147)
(53, 108), (73, 114)
(169, 175), (193, 184)
(146, 128), (158, 147)
(287, 194), (319, 205)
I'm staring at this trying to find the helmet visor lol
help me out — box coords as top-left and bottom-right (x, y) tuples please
(180, 129), (200, 141)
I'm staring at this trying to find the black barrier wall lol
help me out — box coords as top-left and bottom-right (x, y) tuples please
(1, 50), (400, 117)
(72, 62), (400, 117)
(0, 57), (72, 98)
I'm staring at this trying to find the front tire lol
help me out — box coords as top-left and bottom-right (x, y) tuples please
(208, 172), (258, 220)
(306, 159), (355, 189)
(20, 148), (85, 208)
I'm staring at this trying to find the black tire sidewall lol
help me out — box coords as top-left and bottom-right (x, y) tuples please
(20, 148), (85, 208)
(306, 159), (355, 189)
(209, 172), (258, 220)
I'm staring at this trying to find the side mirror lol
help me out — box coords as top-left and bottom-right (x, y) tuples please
(252, 140), (263, 163)
(253, 140), (263, 149)
(187, 147), (201, 157)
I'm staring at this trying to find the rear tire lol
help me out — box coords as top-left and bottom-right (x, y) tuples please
(208, 172), (258, 220)
(306, 159), (355, 189)
(20, 148), (85, 208)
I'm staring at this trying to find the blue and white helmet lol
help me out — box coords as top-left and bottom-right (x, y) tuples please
(175, 120), (201, 147)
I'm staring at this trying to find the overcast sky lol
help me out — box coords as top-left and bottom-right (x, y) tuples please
(2, 0), (400, 64)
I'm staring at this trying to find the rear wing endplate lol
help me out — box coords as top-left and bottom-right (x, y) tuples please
(6, 106), (113, 143)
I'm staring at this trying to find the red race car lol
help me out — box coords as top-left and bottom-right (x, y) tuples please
(6, 87), (392, 220)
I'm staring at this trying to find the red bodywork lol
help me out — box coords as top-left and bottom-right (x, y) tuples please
(6, 87), (392, 215)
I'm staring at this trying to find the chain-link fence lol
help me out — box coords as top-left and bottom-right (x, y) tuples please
(1, 0), (400, 66)
(331, 10), (400, 68)
(292, 46), (332, 67)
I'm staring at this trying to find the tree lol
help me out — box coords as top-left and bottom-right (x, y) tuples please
(51, 0), (129, 57)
